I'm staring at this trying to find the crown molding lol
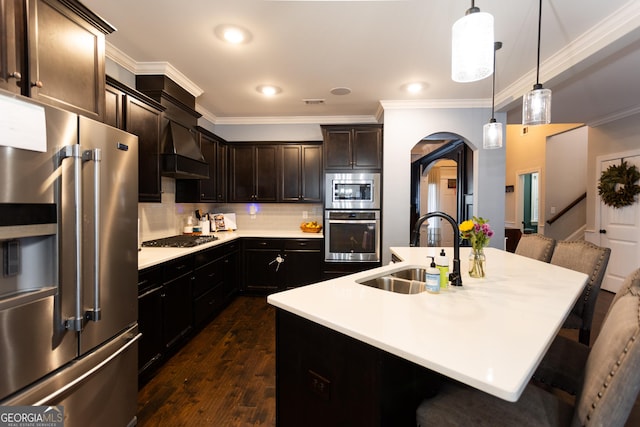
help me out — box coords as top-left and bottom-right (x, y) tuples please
(105, 42), (137, 74)
(210, 114), (380, 125)
(496, 0), (640, 112)
(135, 63), (204, 98)
(105, 42), (204, 98)
(588, 103), (640, 127)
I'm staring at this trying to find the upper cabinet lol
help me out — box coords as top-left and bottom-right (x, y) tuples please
(176, 127), (228, 203)
(106, 77), (165, 202)
(228, 142), (323, 204)
(0, 0), (23, 94)
(322, 125), (382, 171)
(280, 144), (322, 203)
(1, 0), (114, 120)
(229, 144), (279, 203)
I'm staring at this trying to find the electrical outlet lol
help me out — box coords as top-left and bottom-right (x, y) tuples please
(307, 370), (330, 401)
(302, 211), (308, 219)
(550, 206), (556, 214)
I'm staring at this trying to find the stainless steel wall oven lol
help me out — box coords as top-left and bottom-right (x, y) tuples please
(325, 210), (380, 262)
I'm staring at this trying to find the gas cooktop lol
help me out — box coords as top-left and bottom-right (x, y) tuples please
(142, 235), (218, 248)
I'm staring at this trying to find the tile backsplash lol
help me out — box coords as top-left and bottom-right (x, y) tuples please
(138, 177), (323, 241)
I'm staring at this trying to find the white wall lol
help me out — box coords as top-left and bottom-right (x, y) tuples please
(545, 126), (588, 240)
(381, 106), (506, 264)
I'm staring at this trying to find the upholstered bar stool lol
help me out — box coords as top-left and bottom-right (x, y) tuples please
(514, 233), (556, 262)
(416, 267), (640, 427)
(534, 268), (640, 395)
(549, 240), (611, 345)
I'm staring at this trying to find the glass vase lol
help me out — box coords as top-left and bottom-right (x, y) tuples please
(468, 248), (486, 278)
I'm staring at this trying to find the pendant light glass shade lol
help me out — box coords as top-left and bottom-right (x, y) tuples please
(451, 7), (494, 83)
(483, 120), (503, 149)
(483, 41), (503, 149)
(522, 0), (551, 125)
(523, 84), (552, 125)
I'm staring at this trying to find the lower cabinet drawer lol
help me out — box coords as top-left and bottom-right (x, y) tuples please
(193, 284), (224, 326)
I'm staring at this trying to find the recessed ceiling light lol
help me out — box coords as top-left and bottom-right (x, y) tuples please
(404, 82), (428, 94)
(330, 87), (351, 96)
(215, 25), (252, 44)
(257, 85), (281, 96)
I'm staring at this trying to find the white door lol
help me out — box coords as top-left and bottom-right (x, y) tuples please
(599, 154), (640, 292)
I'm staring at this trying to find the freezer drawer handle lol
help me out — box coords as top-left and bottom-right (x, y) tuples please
(34, 333), (141, 406)
(83, 148), (102, 322)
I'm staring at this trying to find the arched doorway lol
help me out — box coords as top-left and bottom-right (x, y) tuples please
(410, 134), (474, 246)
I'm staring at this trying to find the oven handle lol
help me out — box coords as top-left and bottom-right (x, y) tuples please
(326, 220), (379, 224)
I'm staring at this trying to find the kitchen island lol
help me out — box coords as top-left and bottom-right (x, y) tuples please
(267, 247), (588, 426)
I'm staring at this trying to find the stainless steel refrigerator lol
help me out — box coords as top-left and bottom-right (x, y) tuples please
(0, 90), (140, 426)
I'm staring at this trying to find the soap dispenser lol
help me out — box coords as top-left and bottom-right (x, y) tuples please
(436, 249), (450, 291)
(425, 256), (440, 294)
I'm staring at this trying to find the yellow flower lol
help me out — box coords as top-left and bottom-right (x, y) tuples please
(459, 220), (474, 232)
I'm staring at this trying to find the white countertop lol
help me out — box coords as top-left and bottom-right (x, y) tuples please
(267, 246), (588, 402)
(138, 229), (322, 270)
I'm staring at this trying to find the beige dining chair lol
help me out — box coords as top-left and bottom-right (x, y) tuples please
(416, 267), (640, 427)
(514, 233), (556, 262)
(549, 240), (611, 346)
(533, 267), (640, 396)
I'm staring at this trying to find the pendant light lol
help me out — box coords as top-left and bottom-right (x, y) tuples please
(483, 41), (503, 149)
(523, 0), (551, 125)
(451, 1), (494, 83)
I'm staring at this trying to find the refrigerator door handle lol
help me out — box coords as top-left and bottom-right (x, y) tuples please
(59, 145), (84, 332)
(83, 148), (102, 322)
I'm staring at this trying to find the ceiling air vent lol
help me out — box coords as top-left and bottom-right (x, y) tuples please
(303, 99), (325, 105)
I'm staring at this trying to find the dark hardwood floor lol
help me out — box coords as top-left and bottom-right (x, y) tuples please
(137, 296), (276, 426)
(136, 291), (640, 426)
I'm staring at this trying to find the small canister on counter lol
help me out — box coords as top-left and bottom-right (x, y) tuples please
(200, 220), (211, 235)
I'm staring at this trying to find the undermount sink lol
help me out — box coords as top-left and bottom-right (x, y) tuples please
(356, 268), (427, 294)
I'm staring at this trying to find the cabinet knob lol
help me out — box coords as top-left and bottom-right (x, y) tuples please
(599, 229), (607, 234)
(31, 80), (44, 88)
(8, 71), (21, 80)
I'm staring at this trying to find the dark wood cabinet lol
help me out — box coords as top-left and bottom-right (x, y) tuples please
(106, 77), (164, 202)
(0, 0), (24, 94)
(137, 266), (164, 382)
(161, 257), (194, 353)
(242, 238), (323, 294)
(138, 241), (240, 383)
(176, 128), (228, 203)
(192, 241), (239, 327)
(281, 144), (322, 203)
(243, 238), (282, 294)
(28, 0), (112, 120)
(322, 125), (382, 171)
(276, 310), (441, 426)
(129, 97), (163, 202)
(282, 239), (323, 288)
(1, 0), (113, 119)
(229, 144), (278, 202)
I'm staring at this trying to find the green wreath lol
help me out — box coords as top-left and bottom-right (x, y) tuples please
(597, 160), (640, 208)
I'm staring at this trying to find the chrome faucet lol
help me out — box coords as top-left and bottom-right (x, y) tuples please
(410, 211), (462, 286)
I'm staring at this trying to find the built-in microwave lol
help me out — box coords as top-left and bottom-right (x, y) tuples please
(325, 172), (380, 210)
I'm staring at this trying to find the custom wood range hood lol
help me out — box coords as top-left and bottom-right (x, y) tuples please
(160, 121), (209, 180)
(136, 74), (209, 180)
